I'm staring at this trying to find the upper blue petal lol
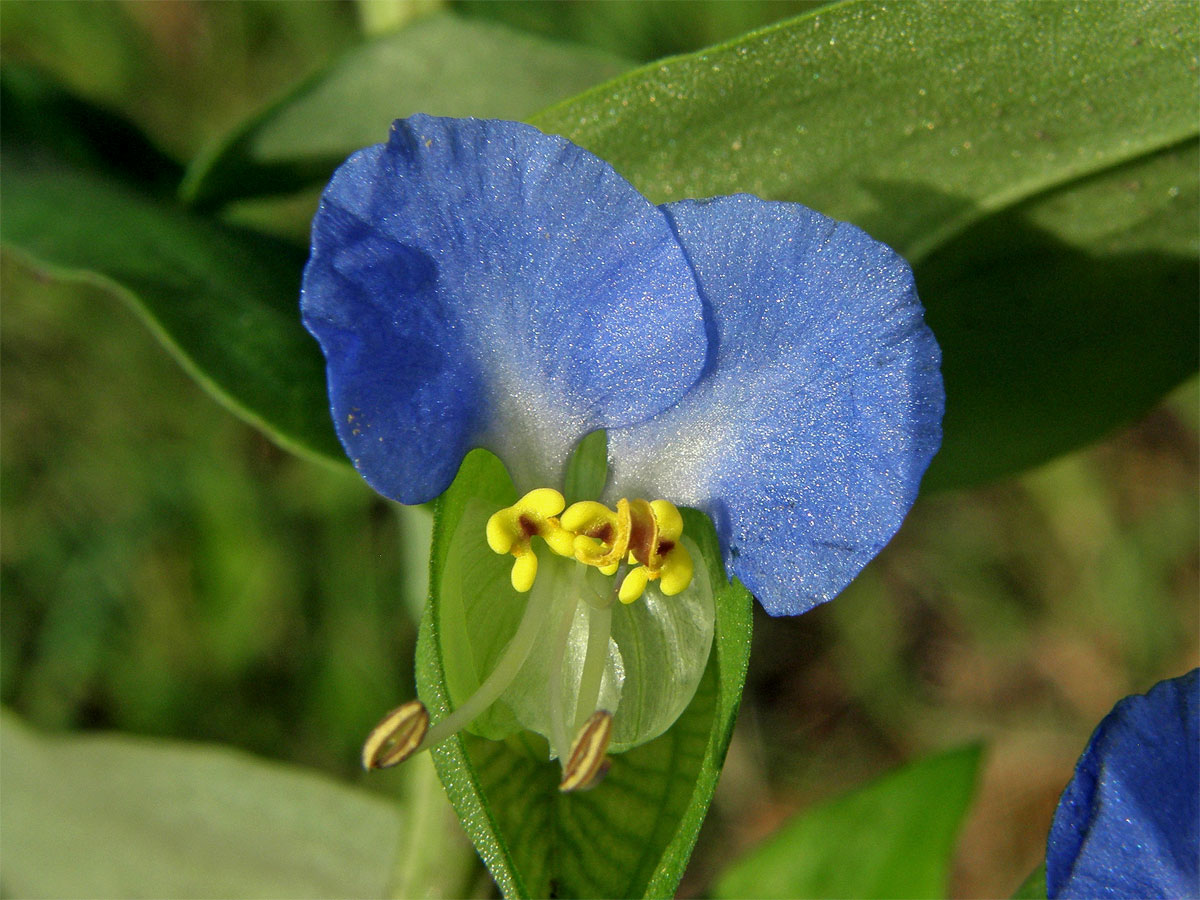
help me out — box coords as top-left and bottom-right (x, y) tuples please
(1047, 669), (1199, 899)
(606, 195), (943, 616)
(301, 115), (707, 503)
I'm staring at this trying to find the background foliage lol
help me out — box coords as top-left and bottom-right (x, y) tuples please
(2, 2), (1196, 897)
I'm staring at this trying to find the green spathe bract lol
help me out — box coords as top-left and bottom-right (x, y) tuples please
(418, 449), (753, 898)
(440, 489), (715, 758)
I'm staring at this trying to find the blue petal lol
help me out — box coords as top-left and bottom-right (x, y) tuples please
(301, 116), (707, 503)
(1047, 670), (1199, 899)
(606, 196), (943, 616)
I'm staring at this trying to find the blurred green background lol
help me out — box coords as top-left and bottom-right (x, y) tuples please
(2, 2), (1196, 897)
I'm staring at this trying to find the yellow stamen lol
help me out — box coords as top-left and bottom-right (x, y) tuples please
(618, 498), (694, 602)
(618, 566), (650, 604)
(487, 491), (693, 598)
(626, 498), (659, 567)
(562, 499), (631, 569)
(657, 543), (694, 596)
(485, 488), (573, 591)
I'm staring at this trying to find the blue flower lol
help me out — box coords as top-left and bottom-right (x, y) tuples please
(1047, 669), (1199, 899)
(302, 114), (942, 615)
(300, 115), (943, 783)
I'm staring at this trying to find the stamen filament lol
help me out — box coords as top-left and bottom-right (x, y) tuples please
(418, 567), (554, 751)
(574, 602), (612, 735)
(549, 564), (584, 760)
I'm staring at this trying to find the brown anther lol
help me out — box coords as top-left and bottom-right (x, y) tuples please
(559, 709), (614, 792)
(626, 498), (658, 565)
(361, 700), (429, 770)
(590, 522), (615, 544)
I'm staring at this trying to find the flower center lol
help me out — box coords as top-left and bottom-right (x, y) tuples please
(487, 488), (694, 603)
(361, 488), (697, 792)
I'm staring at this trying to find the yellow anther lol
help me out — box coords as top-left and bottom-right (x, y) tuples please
(617, 499), (694, 601)
(542, 526), (577, 558)
(650, 500), (684, 544)
(488, 491), (693, 599)
(618, 566), (651, 604)
(657, 543), (694, 596)
(626, 498), (659, 568)
(486, 488), (572, 592)
(562, 499), (631, 569)
(648, 499), (693, 595)
(511, 552), (539, 593)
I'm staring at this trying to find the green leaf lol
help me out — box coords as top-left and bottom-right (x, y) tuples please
(533, 1), (1195, 258)
(714, 744), (984, 900)
(0, 68), (344, 466)
(0, 710), (401, 898)
(530, 1), (1198, 488)
(182, 12), (631, 208)
(563, 429), (609, 506)
(453, 0), (833, 65)
(0, 1), (150, 105)
(920, 139), (1199, 489)
(416, 449), (753, 897)
(1013, 863), (1049, 899)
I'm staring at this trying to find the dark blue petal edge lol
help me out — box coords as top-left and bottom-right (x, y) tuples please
(301, 115), (707, 503)
(1047, 669), (1199, 900)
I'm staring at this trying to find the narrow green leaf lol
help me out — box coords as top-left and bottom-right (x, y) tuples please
(182, 12), (631, 208)
(563, 429), (609, 507)
(454, 0), (832, 64)
(530, 0), (1198, 489)
(416, 450), (753, 897)
(0, 63), (182, 193)
(0, 69), (344, 466)
(1013, 863), (1049, 899)
(0, 2), (149, 105)
(0, 710), (401, 899)
(533, 1), (1195, 260)
(920, 139), (1199, 489)
(714, 744), (984, 900)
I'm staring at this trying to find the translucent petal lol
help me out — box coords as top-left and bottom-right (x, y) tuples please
(439, 496), (713, 760)
(502, 562), (625, 760)
(1047, 670), (1199, 899)
(607, 196), (944, 615)
(608, 541), (714, 751)
(301, 116), (707, 503)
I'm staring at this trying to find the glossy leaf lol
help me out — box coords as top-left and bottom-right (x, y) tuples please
(714, 744), (984, 899)
(454, 0), (831, 64)
(530, 0), (1198, 489)
(533, 2), (1194, 257)
(0, 710), (401, 898)
(416, 449), (753, 897)
(919, 139), (1198, 489)
(182, 12), (631, 208)
(0, 68), (344, 465)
